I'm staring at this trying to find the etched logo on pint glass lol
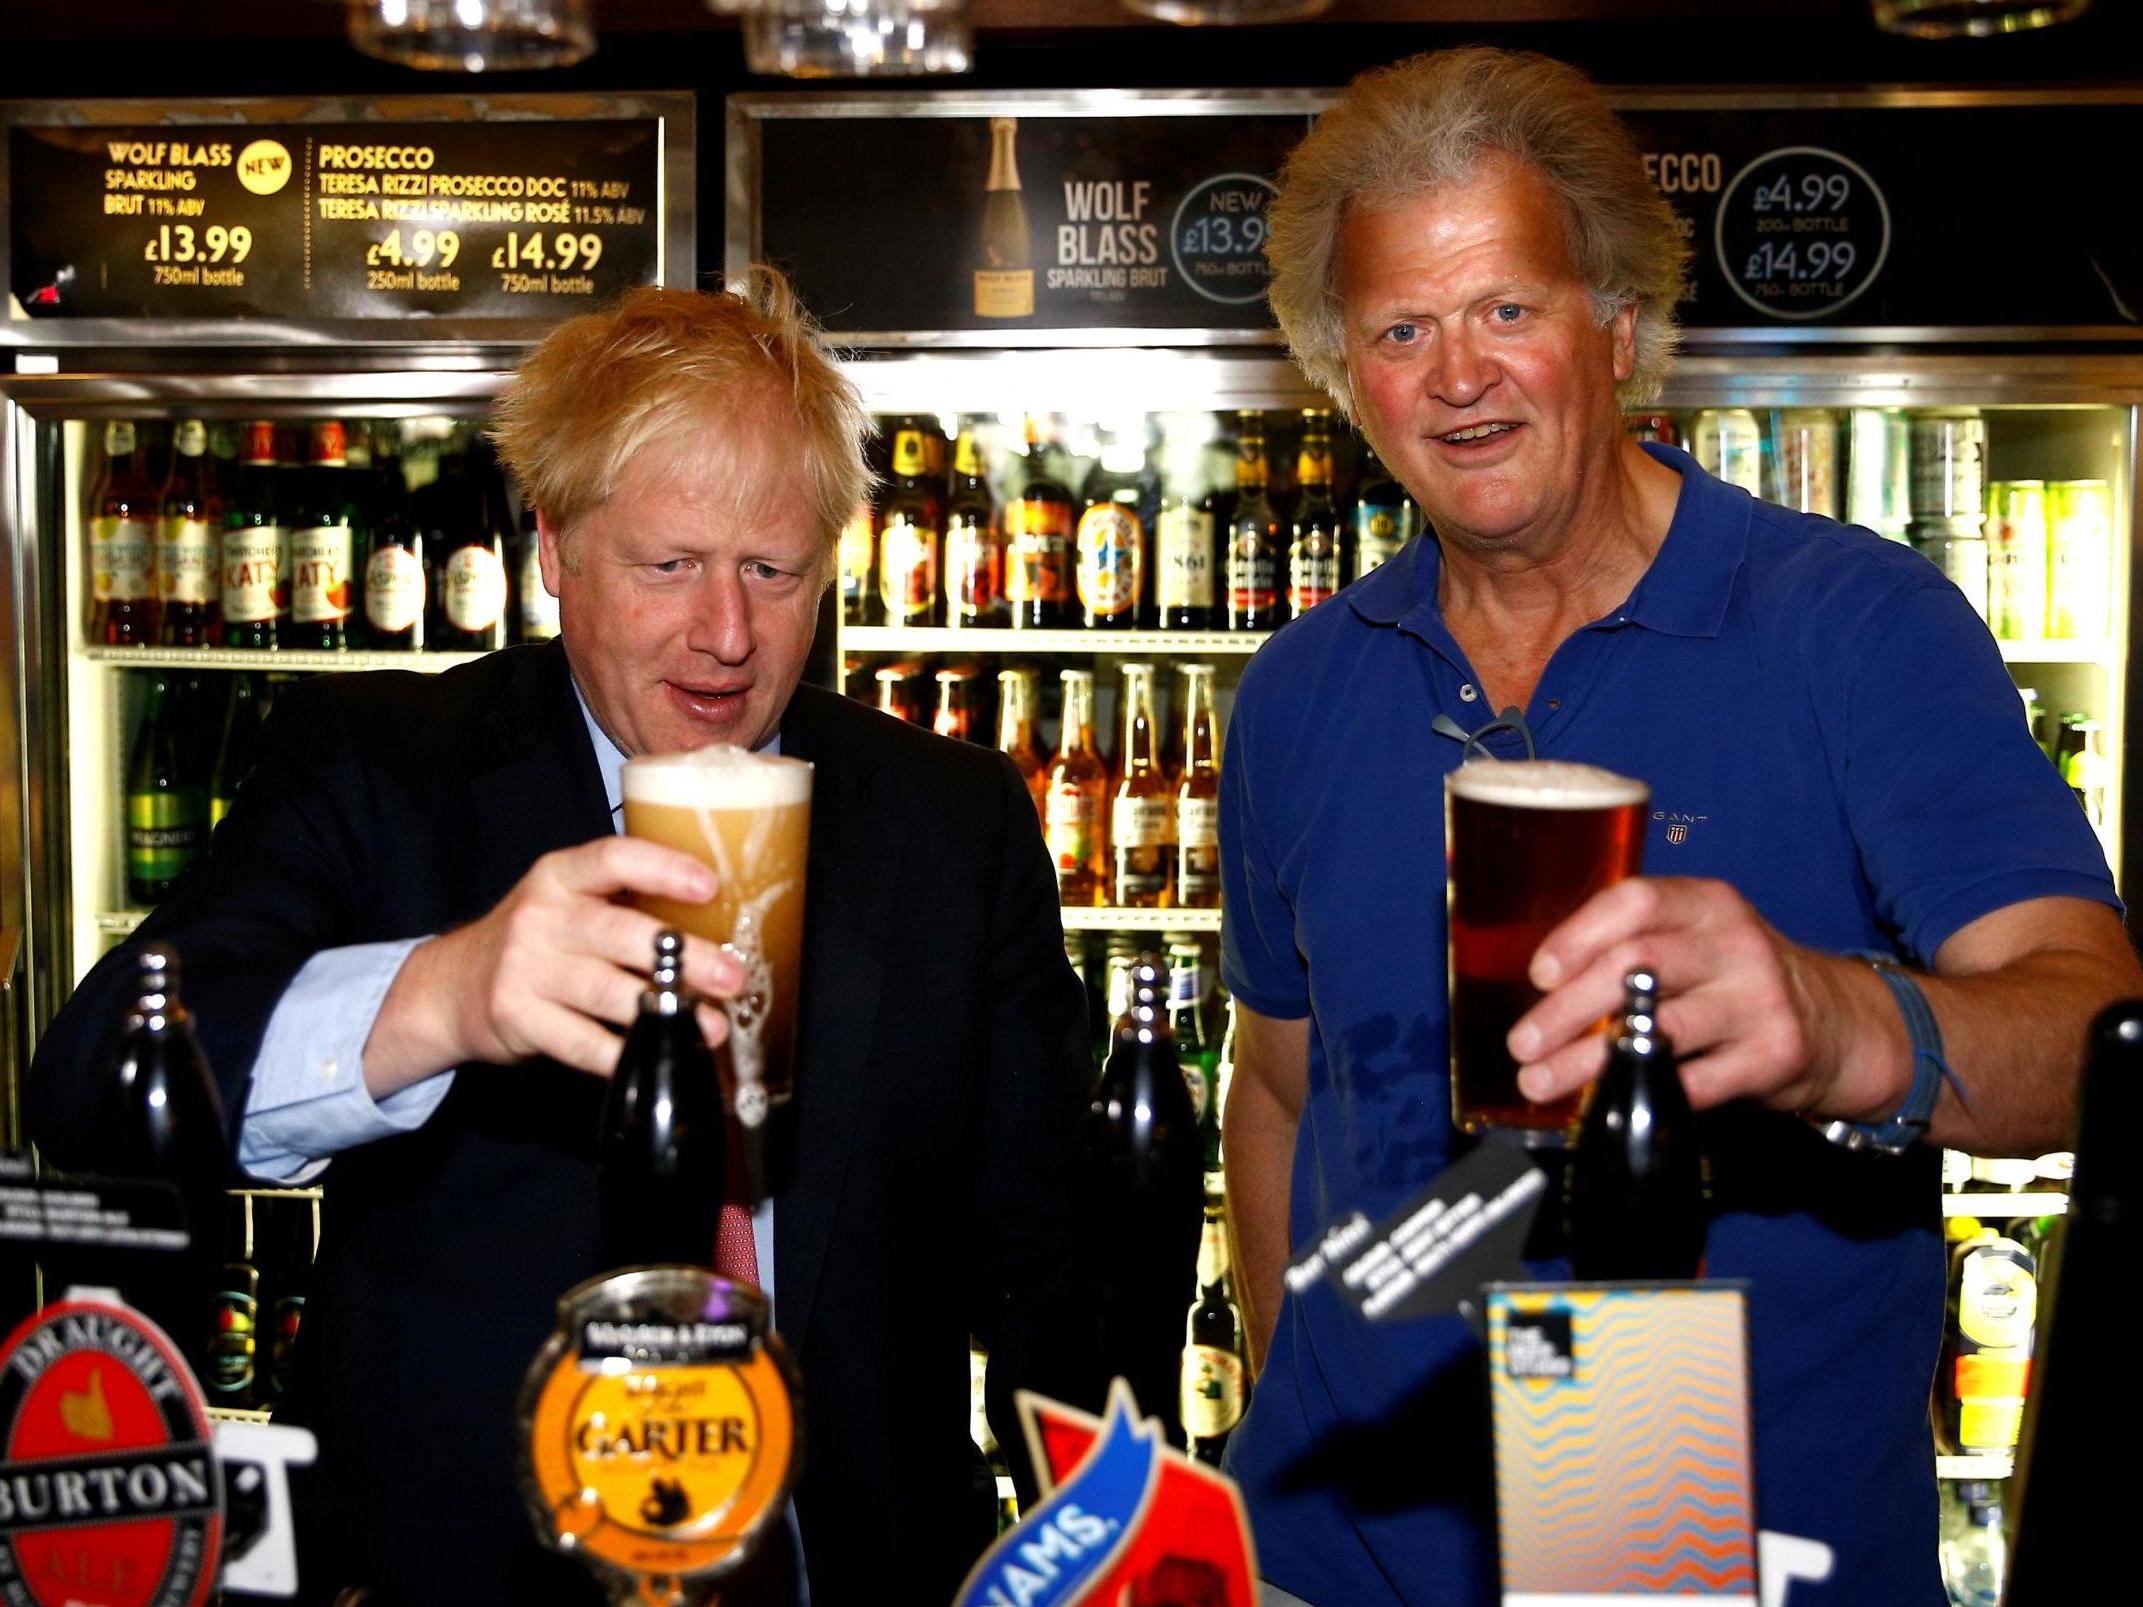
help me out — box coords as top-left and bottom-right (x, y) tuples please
(1445, 759), (1648, 1142)
(622, 748), (812, 1126)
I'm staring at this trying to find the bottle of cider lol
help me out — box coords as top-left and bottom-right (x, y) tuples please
(1225, 417), (1282, 632)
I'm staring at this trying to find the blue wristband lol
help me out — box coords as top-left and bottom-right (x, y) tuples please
(1819, 954), (1964, 1155)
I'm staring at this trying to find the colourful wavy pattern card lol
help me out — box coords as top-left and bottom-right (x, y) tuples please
(1488, 1284), (1758, 1605)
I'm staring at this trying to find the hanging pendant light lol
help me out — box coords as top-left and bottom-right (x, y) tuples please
(1870, 0), (2090, 38)
(709, 0), (974, 78)
(1119, 0), (1334, 21)
(348, 0), (596, 72)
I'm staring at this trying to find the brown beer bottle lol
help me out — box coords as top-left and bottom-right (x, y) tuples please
(1175, 663), (1222, 909)
(1566, 971), (1706, 1281)
(1225, 416), (1282, 632)
(598, 930), (727, 1270)
(839, 502), (878, 628)
(933, 665), (980, 743)
(431, 432), (511, 653)
(1077, 430), (1152, 631)
(944, 424), (1007, 628)
(1112, 663), (1175, 908)
(158, 419), (222, 647)
(96, 420), (160, 647)
(1047, 668), (1109, 907)
(878, 421), (944, 628)
(1005, 416), (1075, 630)
(221, 422), (288, 651)
(1288, 409), (1344, 618)
(995, 667), (1047, 824)
(287, 422), (358, 651)
(92, 947), (231, 1381)
(874, 663), (924, 726)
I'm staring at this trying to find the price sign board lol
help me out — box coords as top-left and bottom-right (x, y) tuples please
(734, 89), (2143, 346)
(2, 95), (689, 343)
(734, 92), (1319, 343)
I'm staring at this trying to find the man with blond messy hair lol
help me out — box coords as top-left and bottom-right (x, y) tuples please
(32, 272), (1096, 1605)
(1221, 47), (2134, 1606)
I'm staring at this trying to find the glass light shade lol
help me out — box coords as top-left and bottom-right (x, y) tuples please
(348, 0), (596, 72)
(1120, 0), (1334, 21)
(736, 0), (973, 78)
(1870, 0), (2090, 36)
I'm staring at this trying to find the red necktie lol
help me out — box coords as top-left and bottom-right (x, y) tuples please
(715, 1111), (760, 1286)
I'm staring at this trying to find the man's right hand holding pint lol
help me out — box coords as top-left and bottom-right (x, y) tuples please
(363, 835), (745, 1096)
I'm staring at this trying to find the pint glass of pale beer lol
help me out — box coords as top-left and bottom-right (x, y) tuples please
(1445, 759), (1648, 1141)
(621, 747), (812, 1122)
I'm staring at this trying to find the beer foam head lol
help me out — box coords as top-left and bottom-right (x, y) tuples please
(1446, 758), (1647, 810)
(622, 746), (814, 808)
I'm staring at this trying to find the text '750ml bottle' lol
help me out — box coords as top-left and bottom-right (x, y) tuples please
(598, 930), (728, 1271)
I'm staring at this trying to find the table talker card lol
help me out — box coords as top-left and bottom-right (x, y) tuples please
(1488, 1283), (1758, 1606)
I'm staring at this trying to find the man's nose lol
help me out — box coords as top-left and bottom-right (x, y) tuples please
(689, 571), (752, 663)
(1430, 324), (1495, 408)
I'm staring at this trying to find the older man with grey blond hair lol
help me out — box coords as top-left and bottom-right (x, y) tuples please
(1219, 46), (2135, 1607)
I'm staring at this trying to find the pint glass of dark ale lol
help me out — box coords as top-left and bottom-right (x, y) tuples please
(1446, 759), (1648, 1140)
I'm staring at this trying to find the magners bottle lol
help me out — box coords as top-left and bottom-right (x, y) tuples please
(1225, 416), (1281, 632)
(1175, 663), (1221, 909)
(208, 672), (261, 830)
(126, 669), (208, 906)
(1288, 409), (1344, 617)
(1086, 954), (1203, 1446)
(158, 419), (222, 647)
(1047, 669), (1109, 908)
(1112, 663), (1175, 907)
(598, 930), (729, 1270)
(1566, 970), (1706, 1282)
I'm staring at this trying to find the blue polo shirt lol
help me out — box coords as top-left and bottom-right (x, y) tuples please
(1219, 444), (2115, 1606)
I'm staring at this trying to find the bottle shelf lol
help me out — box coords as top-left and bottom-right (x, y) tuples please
(1942, 1192), (2068, 1216)
(1936, 1454), (2014, 1481)
(1996, 638), (2115, 667)
(82, 647), (488, 673)
(845, 627), (1269, 657)
(1060, 906), (1222, 932)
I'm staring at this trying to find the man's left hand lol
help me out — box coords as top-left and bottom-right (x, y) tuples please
(1505, 875), (1861, 1119)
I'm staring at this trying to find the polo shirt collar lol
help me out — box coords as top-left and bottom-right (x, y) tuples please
(1345, 440), (1748, 641)
(1619, 442), (1749, 639)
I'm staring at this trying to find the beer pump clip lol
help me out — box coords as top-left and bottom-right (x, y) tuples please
(0, 1284), (318, 1603)
(953, 1378), (1257, 1607)
(519, 1267), (801, 1606)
